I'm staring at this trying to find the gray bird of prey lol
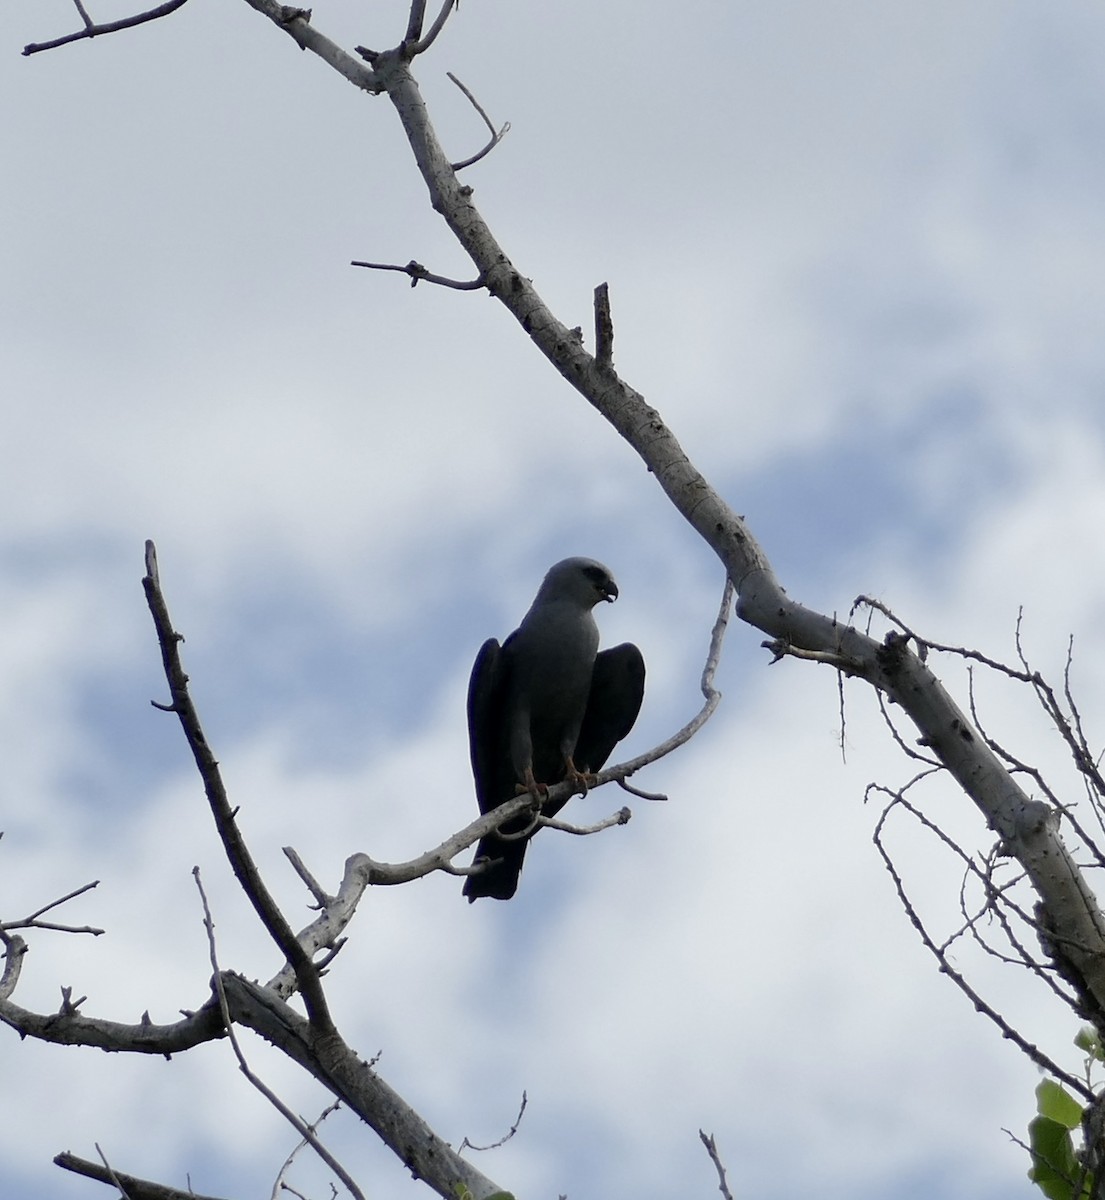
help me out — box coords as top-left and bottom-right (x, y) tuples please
(463, 557), (645, 901)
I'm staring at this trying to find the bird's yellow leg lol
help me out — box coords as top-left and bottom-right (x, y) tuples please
(515, 766), (547, 802)
(565, 756), (597, 796)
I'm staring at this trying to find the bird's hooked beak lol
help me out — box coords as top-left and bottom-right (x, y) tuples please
(602, 580), (619, 603)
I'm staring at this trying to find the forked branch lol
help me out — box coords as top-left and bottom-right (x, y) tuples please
(23, 0), (189, 55)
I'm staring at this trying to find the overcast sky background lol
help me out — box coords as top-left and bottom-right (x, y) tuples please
(5, 2), (1105, 1198)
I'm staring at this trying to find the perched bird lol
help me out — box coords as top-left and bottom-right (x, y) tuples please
(464, 557), (645, 901)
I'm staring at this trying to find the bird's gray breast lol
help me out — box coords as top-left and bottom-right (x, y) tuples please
(508, 601), (599, 772)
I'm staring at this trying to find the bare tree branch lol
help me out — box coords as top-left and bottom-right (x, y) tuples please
(871, 782), (1093, 1100)
(460, 1091), (527, 1153)
(95, 1144), (134, 1200)
(350, 259), (486, 289)
(446, 72), (510, 171)
(143, 541), (334, 1032)
(409, 0), (458, 55)
(220, 972), (505, 1200)
(0, 964), (225, 1054)
(605, 575), (733, 781)
(404, 0), (427, 43)
(23, 0), (190, 56)
(699, 1130), (735, 1200)
(193, 868), (366, 1200)
(270, 1100), (343, 1199)
(523, 806), (631, 838)
(1, 879), (104, 936)
(241, 0), (383, 94)
(54, 1151), (229, 1200)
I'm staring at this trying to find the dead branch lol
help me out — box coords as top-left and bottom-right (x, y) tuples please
(143, 541), (333, 1032)
(594, 283), (613, 369)
(0, 955), (224, 1053)
(193, 868), (365, 1200)
(23, 0), (190, 56)
(0, 933), (26, 1002)
(460, 1091), (528, 1153)
(403, 0), (427, 43)
(762, 635), (866, 675)
(54, 1151), (228, 1200)
(220, 972), (504, 1200)
(608, 575), (733, 779)
(350, 259), (486, 289)
(447, 73), (510, 171)
(409, 0), (458, 55)
(243, 0), (382, 94)
(94, 1144), (134, 1200)
(872, 782), (1092, 1100)
(698, 1130), (735, 1200)
(0, 879), (104, 937)
(533, 806), (631, 836)
(617, 778), (668, 801)
(270, 1100), (342, 1200)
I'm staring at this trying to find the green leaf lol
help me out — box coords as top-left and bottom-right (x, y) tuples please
(1028, 1114), (1081, 1199)
(1037, 1080), (1085, 1131)
(1075, 1026), (1103, 1061)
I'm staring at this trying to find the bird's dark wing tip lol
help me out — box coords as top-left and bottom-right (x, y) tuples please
(574, 642), (646, 773)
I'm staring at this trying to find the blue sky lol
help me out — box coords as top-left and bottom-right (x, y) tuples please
(5, 2), (1105, 1198)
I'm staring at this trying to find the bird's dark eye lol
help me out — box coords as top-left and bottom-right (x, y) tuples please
(582, 566), (606, 584)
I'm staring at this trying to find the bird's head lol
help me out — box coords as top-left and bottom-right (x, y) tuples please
(537, 557), (619, 608)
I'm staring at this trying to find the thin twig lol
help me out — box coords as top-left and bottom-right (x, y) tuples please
(25, 879), (102, 922)
(762, 637), (866, 675)
(460, 1091), (528, 1153)
(873, 689), (944, 768)
(617, 777), (668, 801)
(23, 0), (190, 55)
(95, 1144), (133, 1200)
(608, 575), (733, 779)
(872, 785), (1092, 1100)
(0, 879), (104, 937)
(270, 1100), (342, 1200)
(350, 259), (486, 289)
(283, 846), (332, 907)
(836, 649), (847, 765)
(534, 807), (631, 836)
(192, 868), (366, 1200)
(855, 594), (1036, 682)
(447, 72), (510, 170)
